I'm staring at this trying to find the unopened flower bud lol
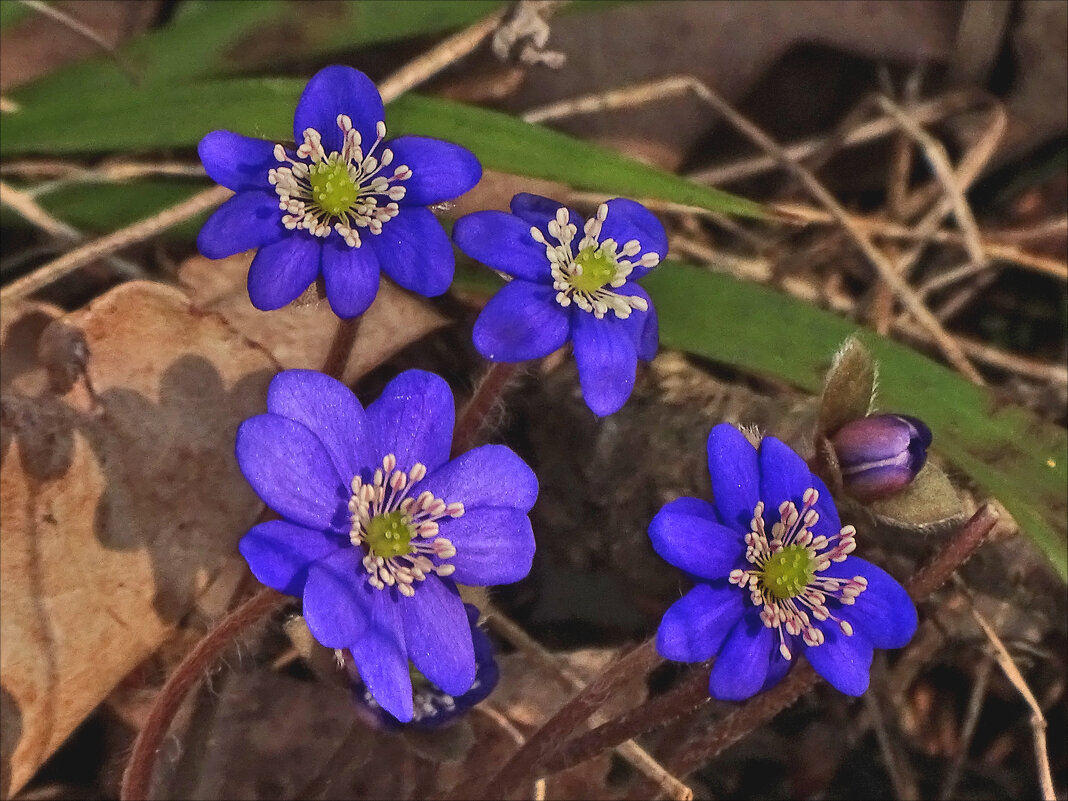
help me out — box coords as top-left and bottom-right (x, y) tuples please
(831, 414), (932, 501)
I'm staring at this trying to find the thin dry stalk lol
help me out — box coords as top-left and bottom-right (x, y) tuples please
(874, 95), (987, 268)
(537, 75), (985, 381)
(0, 160), (206, 182)
(0, 179), (146, 280)
(958, 580), (1056, 801)
(19, 0), (139, 84)
(864, 675), (920, 801)
(486, 607), (693, 800)
(769, 202), (1068, 281)
(523, 79), (980, 187)
(0, 184), (233, 302)
(376, 5), (509, 102)
(938, 642), (996, 800)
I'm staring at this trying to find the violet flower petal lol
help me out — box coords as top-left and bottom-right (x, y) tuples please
(473, 280), (571, 361)
(571, 309), (638, 417)
(386, 135), (482, 207)
(400, 577), (476, 697)
(321, 237), (381, 319)
(366, 369), (454, 473)
(267, 370), (375, 483)
(235, 414), (348, 531)
(239, 520), (345, 596)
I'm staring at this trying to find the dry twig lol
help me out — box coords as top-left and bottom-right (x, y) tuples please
(486, 607), (692, 800)
(956, 578), (1057, 801)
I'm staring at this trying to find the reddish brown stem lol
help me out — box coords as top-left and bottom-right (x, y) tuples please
(449, 639), (661, 800)
(539, 665), (711, 776)
(119, 587), (284, 801)
(318, 316), (362, 380)
(451, 361), (522, 456)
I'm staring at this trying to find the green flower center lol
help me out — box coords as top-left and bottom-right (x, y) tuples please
(364, 510), (414, 559)
(570, 247), (618, 293)
(309, 160), (359, 217)
(761, 544), (817, 601)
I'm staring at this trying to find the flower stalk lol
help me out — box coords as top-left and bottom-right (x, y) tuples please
(119, 587), (284, 801)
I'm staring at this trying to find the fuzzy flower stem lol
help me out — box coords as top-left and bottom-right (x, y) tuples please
(451, 361), (523, 457)
(319, 315), (363, 380)
(448, 639), (661, 800)
(525, 504), (1000, 790)
(539, 666), (712, 776)
(119, 587), (284, 801)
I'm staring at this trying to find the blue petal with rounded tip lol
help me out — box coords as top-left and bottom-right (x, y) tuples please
(805, 625), (874, 696)
(598, 198), (667, 280)
(293, 65), (384, 155)
(246, 235), (321, 311)
(387, 135), (482, 206)
(649, 498), (746, 579)
(418, 445), (538, 513)
(453, 211), (552, 283)
(473, 280), (571, 361)
(267, 370), (375, 483)
(321, 238), (381, 319)
(400, 577), (476, 697)
(197, 190), (284, 259)
(708, 616), (775, 701)
(366, 369), (454, 473)
(571, 309), (638, 417)
(235, 414), (348, 531)
(302, 547), (371, 647)
(436, 507), (536, 585)
(239, 520), (346, 596)
(657, 582), (746, 662)
(824, 557), (917, 649)
(348, 584), (414, 721)
(366, 207), (454, 297)
(198, 130), (277, 192)
(758, 436), (841, 540)
(706, 424), (760, 530)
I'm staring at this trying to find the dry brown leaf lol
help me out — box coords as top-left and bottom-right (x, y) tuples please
(0, 281), (277, 798)
(177, 252), (447, 385)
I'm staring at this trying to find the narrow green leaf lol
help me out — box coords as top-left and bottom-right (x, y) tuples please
(11, 1), (504, 106)
(0, 79), (763, 218)
(641, 262), (1068, 579)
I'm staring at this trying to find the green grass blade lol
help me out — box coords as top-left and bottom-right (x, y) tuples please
(10, 1), (505, 104)
(0, 79), (763, 218)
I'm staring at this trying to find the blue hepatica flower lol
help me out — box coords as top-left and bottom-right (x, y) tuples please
(347, 604), (499, 729)
(453, 193), (667, 417)
(197, 65), (482, 318)
(649, 423), (917, 700)
(235, 369), (536, 721)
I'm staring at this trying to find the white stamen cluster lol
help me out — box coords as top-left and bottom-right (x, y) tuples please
(269, 115), (412, 247)
(348, 454), (464, 597)
(728, 488), (868, 661)
(530, 204), (660, 319)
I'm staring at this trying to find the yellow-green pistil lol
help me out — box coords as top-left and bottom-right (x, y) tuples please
(760, 543), (817, 601)
(309, 160), (359, 217)
(570, 247), (619, 293)
(364, 510), (414, 559)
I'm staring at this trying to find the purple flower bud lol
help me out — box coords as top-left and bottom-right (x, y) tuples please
(831, 414), (932, 501)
